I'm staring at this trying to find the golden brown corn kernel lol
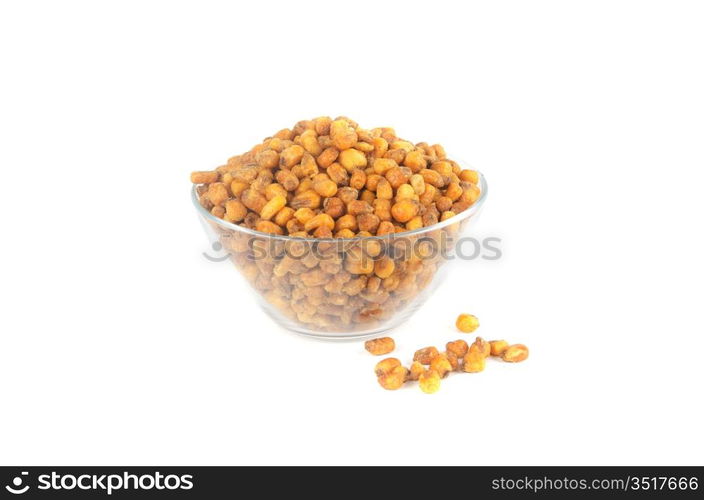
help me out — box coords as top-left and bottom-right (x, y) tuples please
(335, 186), (357, 204)
(414, 346), (440, 365)
(327, 163), (349, 185)
(391, 199), (419, 223)
(431, 160), (453, 177)
(396, 183), (416, 201)
(445, 182), (463, 201)
(459, 169), (479, 184)
(206, 182), (229, 206)
(345, 252), (374, 275)
(338, 148), (367, 170)
(419, 184), (437, 206)
(323, 197), (345, 219)
(211, 205), (225, 218)
(317, 147), (339, 168)
(375, 357), (401, 377)
(469, 337), (491, 358)
(446, 339), (469, 357)
(436, 196), (453, 212)
(373, 199), (392, 222)
(256, 149), (280, 169)
(300, 129), (322, 156)
(273, 206), (295, 227)
(357, 213), (380, 233)
(304, 213), (335, 232)
(224, 199), (247, 222)
(445, 350), (461, 372)
(403, 150), (428, 172)
(463, 351), (485, 373)
(259, 194), (287, 220)
(349, 169), (367, 190)
(241, 189), (267, 214)
(365, 173), (382, 191)
(456, 313), (480, 333)
(374, 257), (395, 279)
(384, 148), (405, 164)
(355, 141), (374, 152)
(292, 153), (319, 178)
(429, 354), (453, 378)
(408, 361), (425, 381)
(330, 119), (358, 150)
(373, 158), (397, 175)
(502, 344), (529, 363)
(336, 228), (356, 238)
(291, 190), (321, 209)
(279, 145), (305, 168)
(191, 171), (219, 184)
(347, 200), (373, 216)
(314, 116), (332, 135)
(376, 220), (395, 235)
(328, 214), (353, 233)
(365, 337), (395, 356)
(420, 168), (444, 188)
(293, 207), (315, 224)
(385, 167), (409, 189)
(264, 182), (287, 201)
(405, 216), (423, 231)
(440, 210), (456, 221)
(296, 178), (313, 194)
(489, 340), (510, 357)
(462, 184), (481, 205)
(275, 169), (299, 191)
(359, 189), (376, 205)
(375, 178), (393, 200)
(378, 365), (407, 390)
(256, 220), (284, 235)
(313, 178), (338, 197)
(409, 174), (426, 195)
(372, 136), (388, 157)
(419, 369), (441, 394)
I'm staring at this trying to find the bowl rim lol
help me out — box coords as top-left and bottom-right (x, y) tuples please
(191, 168), (488, 242)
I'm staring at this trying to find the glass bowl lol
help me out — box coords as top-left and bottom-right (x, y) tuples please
(193, 170), (487, 339)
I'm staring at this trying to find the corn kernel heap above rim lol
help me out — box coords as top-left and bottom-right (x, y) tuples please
(191, 116), (483, 239)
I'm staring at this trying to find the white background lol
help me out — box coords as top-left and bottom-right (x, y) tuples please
(1, 0), (702, 466)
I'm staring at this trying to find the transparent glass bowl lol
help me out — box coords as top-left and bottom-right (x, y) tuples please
(193, 171), (487, 339)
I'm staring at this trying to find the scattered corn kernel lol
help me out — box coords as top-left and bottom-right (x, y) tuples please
(489, 340), (510, 357)
(365, 337), (395, 356)
(456, 313), (480, 333)
(502, 344), (529, 363)
(413, 346), (439, 365)
(463, 351), (486, 373)
(419, 369), (441, 394)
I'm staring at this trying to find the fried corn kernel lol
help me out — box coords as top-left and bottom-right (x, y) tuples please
(445, 350), (461, 372)
(391, 199), (419, 223)
(413, 346), (440, 365)
(364, 337), (395, 356)
(469, 337), (491, 358)
(224, 199), (248, 223)
(456, 313), (480, 333)
(191, 171), (219, 184)
(280, 145), (305, 168)
(502, 344), (529, 363)
(206, 182), (229, 206)
(489, 340), (510, 357)
(375, 357), (402, 377)
(408, 361), (425, 381)
(429, 353), (453, 378)
(463, 351), (486, 373)
(446, 339), (469, 357)
(330, 119), (358, 150)
(338, 148), (367, 170)
(259, 194), (287, 220)
(419, 369), (441, 394)
(459, 169), (479, 184)
(378, 365), (408, 390)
